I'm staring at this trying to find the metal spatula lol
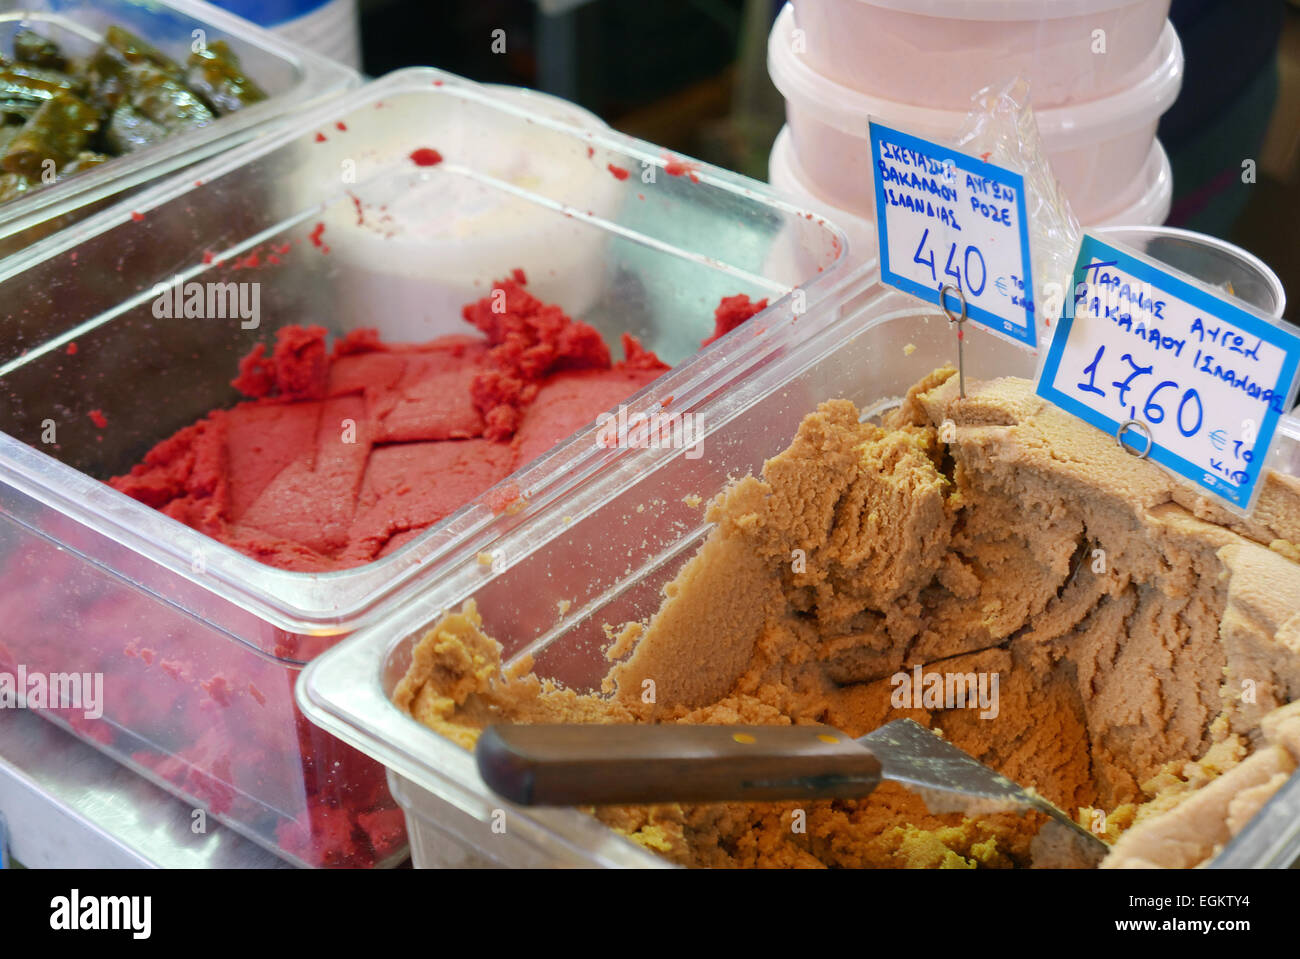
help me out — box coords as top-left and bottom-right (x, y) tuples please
(476, 719), (1109, 868)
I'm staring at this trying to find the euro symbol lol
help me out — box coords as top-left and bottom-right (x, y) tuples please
(1209, 429), (1227, 451)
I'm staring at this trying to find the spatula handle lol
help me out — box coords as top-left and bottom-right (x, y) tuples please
(476, 723), (882, 806)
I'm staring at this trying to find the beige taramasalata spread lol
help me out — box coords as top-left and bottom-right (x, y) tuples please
(393, 368), (1300, 868)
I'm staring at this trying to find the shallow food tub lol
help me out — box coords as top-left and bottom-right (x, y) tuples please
(298, 281), (1300, 869)
(0, 67), (854, 867)
(0, 0), (359, 258)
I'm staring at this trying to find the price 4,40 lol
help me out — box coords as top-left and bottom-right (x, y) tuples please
(913, 228), (987, 297)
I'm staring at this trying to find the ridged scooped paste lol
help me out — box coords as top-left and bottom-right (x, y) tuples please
(395, 368), (1300, 868)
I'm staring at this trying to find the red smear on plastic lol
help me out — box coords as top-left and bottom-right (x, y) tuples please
(586, 145), (594, 158)
(201, 676), (232, 707)
(433, 80), (444, 86)
(702, 294), (768, 347)
(88, 409), (107, 429)
(637, 193), (645, 201)
(248, 683), (266, 706)
(661, 395), (673, 408)
(350, 192), (364, 225)
(335, 121), (348, 132)
(607, 163), (630, 181)
(485, 484), (521, 515)
(309, 221), (326, 248)
(202, 250), (215, 264)
(130, 211), (144, 222)
(664, 157), (701, 183)
(65, 342), (77, 356)
(314, 132), (327, 143)
(409, 147), (443, 167)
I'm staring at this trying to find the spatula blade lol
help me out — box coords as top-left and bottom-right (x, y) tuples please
(862, 719), (1109, 868)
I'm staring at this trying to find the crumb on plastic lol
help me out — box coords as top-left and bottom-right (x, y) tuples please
(683, 494), (702, 508)
(904, 343), (917, 356)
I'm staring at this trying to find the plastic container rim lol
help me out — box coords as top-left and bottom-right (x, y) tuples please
(1090, 224), (1286, 317)
(769, 125), (1173, 239)
(841, 0), (1157, 21)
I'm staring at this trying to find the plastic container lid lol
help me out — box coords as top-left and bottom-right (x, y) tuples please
(769, 5), (1183, 150)
(769, 125), (1170, 261)
(851, 0), (1151, 20)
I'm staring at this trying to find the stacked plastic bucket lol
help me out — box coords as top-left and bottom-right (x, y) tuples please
(767, 0), (1183, 263)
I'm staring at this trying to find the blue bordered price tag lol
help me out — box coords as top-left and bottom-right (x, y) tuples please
(869, 120), (1037, 350)
(1037, 232), (1300, 512)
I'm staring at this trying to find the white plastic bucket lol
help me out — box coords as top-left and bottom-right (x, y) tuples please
(769, 4), (1182, 225)
(791, 0), (1171, 109)
(768, 126), (879, 271)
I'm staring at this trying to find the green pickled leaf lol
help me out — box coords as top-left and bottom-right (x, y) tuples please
(186, 39), (267, 115)
(0, 92), (100, 178)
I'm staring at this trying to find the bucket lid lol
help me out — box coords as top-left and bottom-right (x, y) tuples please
(769, 4), (1183, 150)
(845, 0), (1152, 22)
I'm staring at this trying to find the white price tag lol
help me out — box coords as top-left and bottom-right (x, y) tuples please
(1036, 233), (1300, 511)
(869, 120), (1037, 349)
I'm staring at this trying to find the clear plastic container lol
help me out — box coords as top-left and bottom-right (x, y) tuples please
(0, 67), (852, 867)
(298, 280), (1300, 869)
(767, 125), (1171, 269)
(1092, 226), (1285, 317)
(0, 0), (359, 258)
(791, 0), (1171, 109)
(769, 4), (1182, 225)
